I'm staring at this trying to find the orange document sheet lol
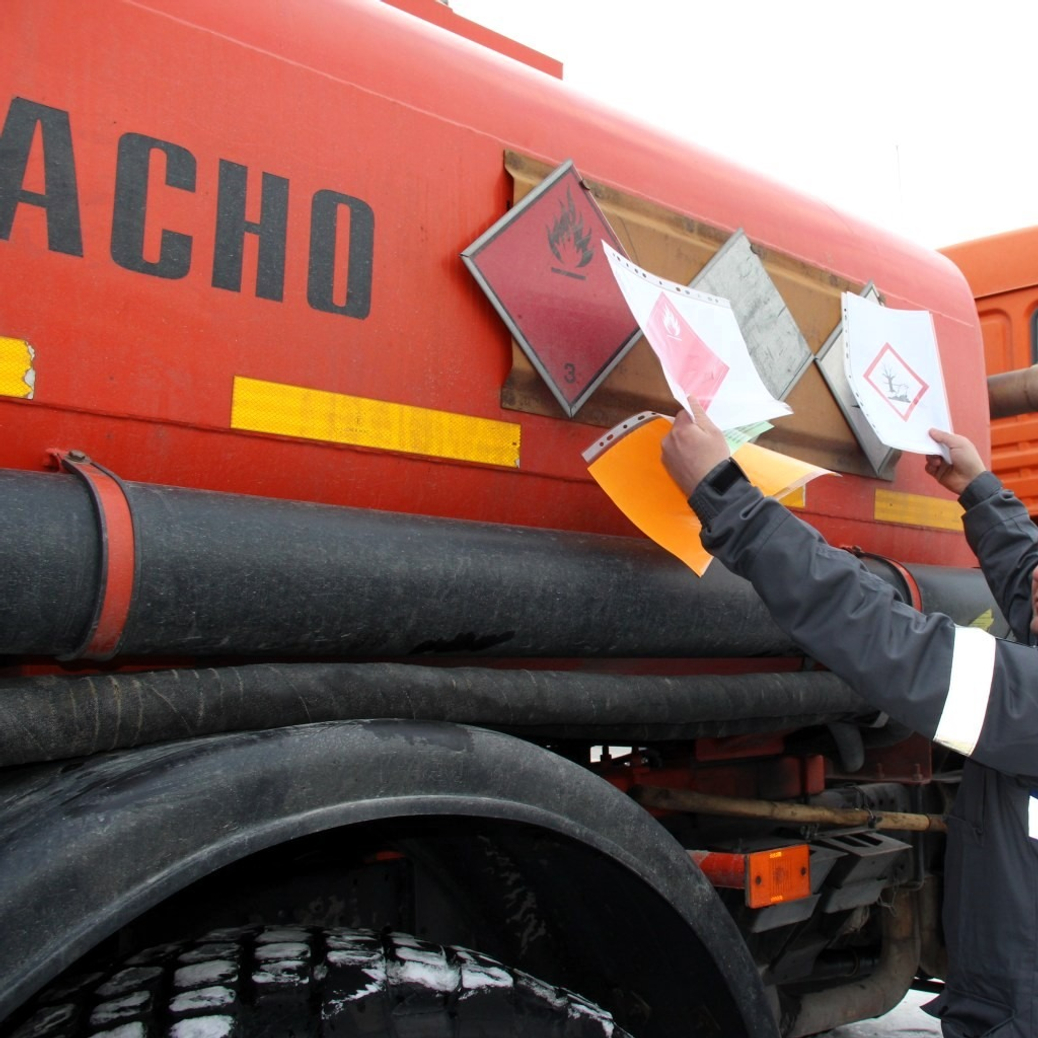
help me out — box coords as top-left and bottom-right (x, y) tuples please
(586, 414), (831, 576)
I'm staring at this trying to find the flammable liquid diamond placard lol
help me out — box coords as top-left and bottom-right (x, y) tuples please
(462, 160), (640, 418)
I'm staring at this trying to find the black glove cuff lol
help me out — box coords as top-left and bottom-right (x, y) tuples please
(688, 458), (750, 523)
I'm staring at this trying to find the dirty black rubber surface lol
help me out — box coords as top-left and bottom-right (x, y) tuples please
(5, 926), (633, 1037)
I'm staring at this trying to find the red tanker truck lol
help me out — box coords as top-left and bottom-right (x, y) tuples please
(0, 1), (1004, 1035)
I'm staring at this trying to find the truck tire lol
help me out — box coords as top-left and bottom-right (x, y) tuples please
(8, 926), (633, 1037)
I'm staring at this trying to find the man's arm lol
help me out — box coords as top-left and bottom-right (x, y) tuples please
(926, 428), (1038, 644)
(661, 402), (1038, 777)
(959, 475), (1038, 645)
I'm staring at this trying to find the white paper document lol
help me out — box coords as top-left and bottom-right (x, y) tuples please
(842, 293), (953, 459)
(604, 244), (792, 431)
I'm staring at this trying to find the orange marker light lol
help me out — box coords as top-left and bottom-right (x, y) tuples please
(690, 845), (811, 909)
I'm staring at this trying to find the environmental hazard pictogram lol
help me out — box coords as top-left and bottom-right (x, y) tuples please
(863, 343), (929, 421)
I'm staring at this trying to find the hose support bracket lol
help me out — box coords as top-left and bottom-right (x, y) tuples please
(47, 449), (136, 660)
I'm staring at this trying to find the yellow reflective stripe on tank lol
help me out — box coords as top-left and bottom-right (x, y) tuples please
(874, 489), (963, 531)
(0, 336), (35, 398)
(932, 626), (997, 757)
(231, 376), (521, 468)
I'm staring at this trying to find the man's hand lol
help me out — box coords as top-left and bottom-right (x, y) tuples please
(925, 429), (986, 496)
(661, 397), (731, 497)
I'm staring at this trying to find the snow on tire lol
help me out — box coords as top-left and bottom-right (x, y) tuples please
(8, 926), (634, 1037)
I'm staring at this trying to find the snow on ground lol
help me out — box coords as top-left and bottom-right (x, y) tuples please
(826, 988), (942, 1036)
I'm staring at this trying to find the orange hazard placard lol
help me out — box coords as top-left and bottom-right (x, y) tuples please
(585, 414), (832, 576)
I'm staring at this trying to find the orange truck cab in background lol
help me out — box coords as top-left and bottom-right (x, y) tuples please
(942, 226), (1038, 514)
(0, 2), (1000, 1036)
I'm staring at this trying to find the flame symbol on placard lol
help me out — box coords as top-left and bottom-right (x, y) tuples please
(547, 188), (594, 275)
(662, 303), (682, 338)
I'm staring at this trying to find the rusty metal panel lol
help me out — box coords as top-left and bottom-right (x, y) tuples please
(691, 230), (813, 401)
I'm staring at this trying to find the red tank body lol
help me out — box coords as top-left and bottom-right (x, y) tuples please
(0, 0), (985, 565)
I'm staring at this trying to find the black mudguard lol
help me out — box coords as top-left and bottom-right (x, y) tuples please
(0, 720), (778, 1036)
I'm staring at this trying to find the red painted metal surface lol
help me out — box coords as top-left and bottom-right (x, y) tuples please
(0, 0), (986, 565)
(829, 732), (934, 786)
(604, 755), (827, 803)
(380, 0), (563, 77)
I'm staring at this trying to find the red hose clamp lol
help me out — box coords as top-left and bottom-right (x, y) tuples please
(842, 545), (923, 612)
(47, 449), (137, 660)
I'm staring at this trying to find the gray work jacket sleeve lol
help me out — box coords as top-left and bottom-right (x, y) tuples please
(690, 462), (1038, 779)
(960, 470), (1038, 644)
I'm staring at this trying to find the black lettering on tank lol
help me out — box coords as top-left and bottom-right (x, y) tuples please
(111, 133), (196, 278)
(0, 97), (83, 256)
(307, 189), (374, 319)
(0, 99), (378, 318)
(212, 160), (289, 301)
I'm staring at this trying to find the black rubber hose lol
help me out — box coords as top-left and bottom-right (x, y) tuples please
(0, 469), (1005, 662)
(0, 663), (869, 765)
(0, 469), (791, 660)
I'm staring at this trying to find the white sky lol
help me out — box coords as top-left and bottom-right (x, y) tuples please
(448, 0), (1037, 250)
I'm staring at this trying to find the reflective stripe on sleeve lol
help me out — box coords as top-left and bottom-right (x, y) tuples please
(932, 626), (998, 757)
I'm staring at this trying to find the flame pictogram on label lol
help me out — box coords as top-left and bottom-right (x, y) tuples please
(646, 293), (729, 408)
(547, 187), (594, 279)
